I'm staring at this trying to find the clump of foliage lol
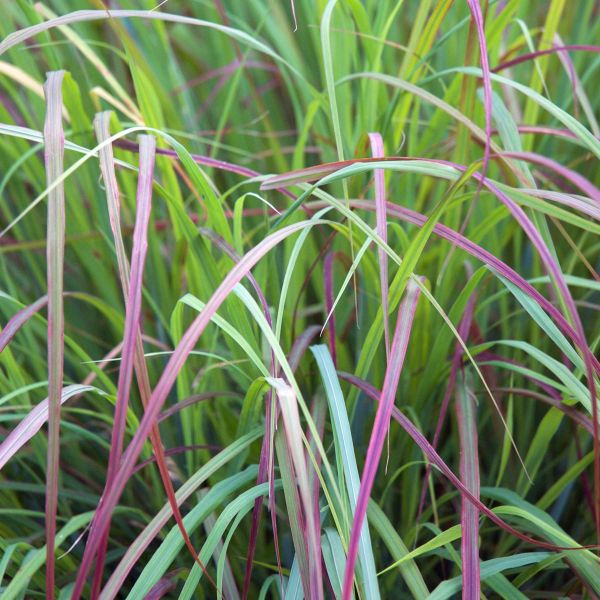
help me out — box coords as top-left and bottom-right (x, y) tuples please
(1, 1), (599, 598)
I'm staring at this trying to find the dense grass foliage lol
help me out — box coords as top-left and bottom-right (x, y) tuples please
(1, 1), (600, 598)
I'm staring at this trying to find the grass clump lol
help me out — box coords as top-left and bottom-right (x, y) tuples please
(0, 1), (599, 598)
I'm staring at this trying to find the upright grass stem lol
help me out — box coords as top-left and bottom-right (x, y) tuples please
(43, 70), (66, 600)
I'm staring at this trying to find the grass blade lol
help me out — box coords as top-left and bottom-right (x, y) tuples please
(341, 281), (421, 600)
(321, 528), (346, 599)
(367, 502), (429, 597)
(270, 378), (322, 600)
(340, 373), (594, 553)
(92, 118), (217, 596)
(89, 134), (158, 596)
(429, 553), (553, 600)
(466, 0), (492, 180)
(3, 513), (96, 600)
(0, 295), (48, 353)
(455, 373), (481, 599)
(311, 345), (381, 600)
(71, 218), (328, 595)
(0, 9), (303, 82)
(0, 385), (103, 471)
(43, 69), (66, 600)
(100, 429), (262, 598)
(344, 197), (600, 377)
(367, 132), (389, 357)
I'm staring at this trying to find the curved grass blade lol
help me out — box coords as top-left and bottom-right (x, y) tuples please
(2, 512), (96, 600)
(493, 44), (600, 73)
(483, 487), (600, 594)
(0, 9), (306, 87)
(377, 525), (462, 576)
(89, 135), (163, 596)
(125, 468), (259, 599)
(72, 218), (329, 597)
(100, 429), (263, 598)
(179, 481), (283, 599)
(0, 385), (104, 471)
(342, 198), (600, 377)
(340, 373), (596, 554)
(428, 67), (600, 158)
(92, 117), (219, 595)
(428, 553), (553, 600)
(271, 157), (597, 508)
(0, 295), (48, 353)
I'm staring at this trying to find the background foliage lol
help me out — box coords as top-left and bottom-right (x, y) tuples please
(0, 0), (599, 598)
